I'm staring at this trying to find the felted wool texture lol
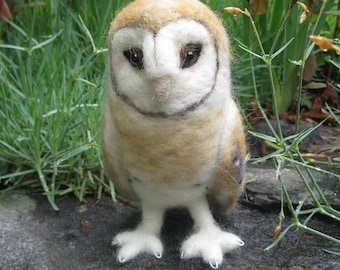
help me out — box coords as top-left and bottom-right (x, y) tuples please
(103, 88), (244, 208)
(109, 0), (231, 57)
(102, 0), (248, 266)
(103, 0), (246, 208)
(110, 20), (219, 116)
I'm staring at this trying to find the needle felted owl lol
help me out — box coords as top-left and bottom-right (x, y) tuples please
(102, 0), (247, 268)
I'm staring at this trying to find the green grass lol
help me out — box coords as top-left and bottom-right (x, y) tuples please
(0, 0), (130, 209)
(224, 0), (340, 249)
(0, 0), (339, 249)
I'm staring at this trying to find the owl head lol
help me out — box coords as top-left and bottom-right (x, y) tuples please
(108, 0), (232, 117)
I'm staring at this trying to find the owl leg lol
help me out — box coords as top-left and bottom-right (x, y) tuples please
(112, 203), (164, 263)
(181, 197), (244, 269)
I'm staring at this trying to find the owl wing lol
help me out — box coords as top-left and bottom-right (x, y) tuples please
(101, 102), (138, 202)
(208, 111), (247, 214)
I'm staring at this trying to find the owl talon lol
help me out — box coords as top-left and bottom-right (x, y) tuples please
(209, 259), (219, 269)
(118, 256), (126, 263)
(236, 240), (244, 246)
(111, 239), (119, 246)
(155, 252), (162, 259)
(113, 228), (163, 263)
(180, 227), (242, 267)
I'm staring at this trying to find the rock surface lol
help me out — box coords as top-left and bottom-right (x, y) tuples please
(246, 163), (340, 209)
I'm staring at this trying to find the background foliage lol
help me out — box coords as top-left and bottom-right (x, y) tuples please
(0, 0), (128, 209)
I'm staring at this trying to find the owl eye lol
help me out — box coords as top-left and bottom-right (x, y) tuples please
(180, 43), (202, 69)
(123, 48), (144, 70)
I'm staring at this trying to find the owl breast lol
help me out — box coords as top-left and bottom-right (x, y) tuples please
(106, 95), (229, 206)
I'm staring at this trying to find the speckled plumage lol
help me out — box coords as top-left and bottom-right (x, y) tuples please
(102, 0), (247, 268)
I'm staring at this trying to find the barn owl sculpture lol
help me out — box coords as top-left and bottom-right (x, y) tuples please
(102, 0), (247, 268)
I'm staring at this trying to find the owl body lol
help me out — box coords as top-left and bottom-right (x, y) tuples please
(102, 0), (247, 268)
(103, 86), (244, 208)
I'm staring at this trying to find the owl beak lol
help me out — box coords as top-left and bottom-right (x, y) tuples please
(152, 75), (172, 101)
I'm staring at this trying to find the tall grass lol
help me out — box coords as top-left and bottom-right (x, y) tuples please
(224, 1), (340, 249)
(0, 0), (130, 209)
(0, 0), (248, 210)
(223, 0), (337, 114)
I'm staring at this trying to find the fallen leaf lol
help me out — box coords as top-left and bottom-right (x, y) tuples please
(249, 0), (268, 15)
(224, 7), (243, 16)
(297, 2), (309, 12)
(300, 11), (307, 23)
(0, 0), (11, 20)
(273, 224), (281, 240)
(302, 54), (316, 81)
(320, 134), (340, 142)
(310, 35), (340, 54)
(81, 219), (93, 229)
(303, 82), (327, 89)
(310, 96), (323, 113)
(322, 85), (339, 105)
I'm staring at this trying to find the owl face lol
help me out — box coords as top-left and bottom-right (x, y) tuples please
(110, 20), (221, 116)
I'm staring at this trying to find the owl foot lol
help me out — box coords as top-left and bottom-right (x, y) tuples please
(112, 229), (163, 263)
(180, 227), (244, 269)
